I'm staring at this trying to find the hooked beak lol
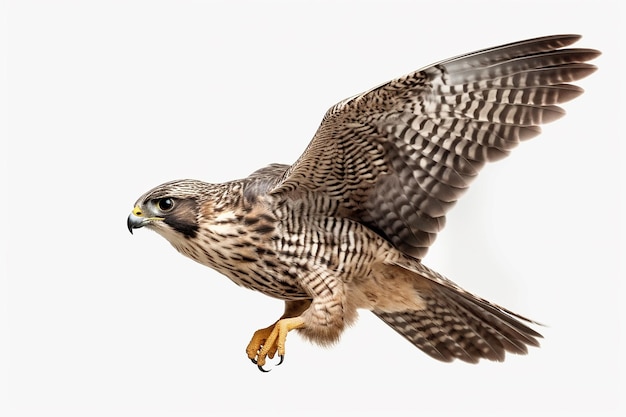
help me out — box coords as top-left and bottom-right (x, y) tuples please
(127, 205), (163, 234)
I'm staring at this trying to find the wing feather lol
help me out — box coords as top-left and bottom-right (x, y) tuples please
(269, 34), (599, 258)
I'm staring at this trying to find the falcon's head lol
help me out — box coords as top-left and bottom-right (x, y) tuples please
(127, 179), (208, 241)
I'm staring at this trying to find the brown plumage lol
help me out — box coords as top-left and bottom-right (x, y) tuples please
(127, 34), (599, 370)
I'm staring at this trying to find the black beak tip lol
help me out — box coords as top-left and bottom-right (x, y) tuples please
(127, 216), (134, 234)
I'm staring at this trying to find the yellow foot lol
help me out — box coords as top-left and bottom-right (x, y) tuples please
(245, 317), (305, 372)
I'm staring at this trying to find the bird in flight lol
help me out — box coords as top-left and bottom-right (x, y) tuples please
(128, 34), (599, 371)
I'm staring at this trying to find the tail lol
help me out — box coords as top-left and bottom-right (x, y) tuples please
(373, 262), (542, 363)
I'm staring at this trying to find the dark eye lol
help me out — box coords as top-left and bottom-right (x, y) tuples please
(156, 198), (175, 212)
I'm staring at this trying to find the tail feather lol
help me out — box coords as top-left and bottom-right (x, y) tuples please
(374, 263), (542, 363)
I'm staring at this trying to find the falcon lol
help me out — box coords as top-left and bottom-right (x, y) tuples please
(127, 34), (599, 371)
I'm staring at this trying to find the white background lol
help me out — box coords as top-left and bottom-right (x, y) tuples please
(2, 1), (624, 416)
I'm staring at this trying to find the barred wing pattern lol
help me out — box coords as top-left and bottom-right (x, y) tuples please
(271, 34), (599, 259)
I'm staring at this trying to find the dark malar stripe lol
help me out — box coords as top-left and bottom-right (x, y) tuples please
(164, 218), (198, 238)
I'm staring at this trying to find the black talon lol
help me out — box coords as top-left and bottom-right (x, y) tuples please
(277, 354), (284, 366)
(258, 364), (270, 373)
(251, 358), (258, 365)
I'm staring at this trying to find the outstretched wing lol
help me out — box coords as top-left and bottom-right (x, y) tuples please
(270, 34), (599, 259)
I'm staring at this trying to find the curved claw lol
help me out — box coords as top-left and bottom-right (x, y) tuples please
(246, 317), (305, 372)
